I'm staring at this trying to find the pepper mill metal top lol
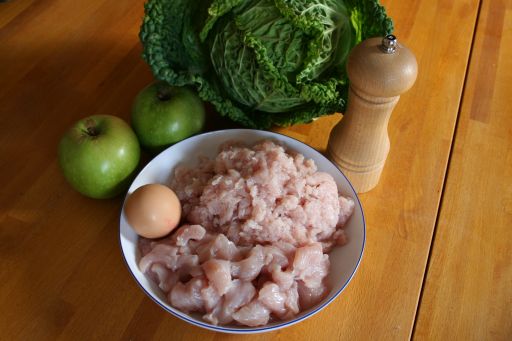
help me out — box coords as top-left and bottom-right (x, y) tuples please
(381, 34), (398, 53)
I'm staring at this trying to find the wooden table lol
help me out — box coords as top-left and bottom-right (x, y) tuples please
(1, 0), (510, 339)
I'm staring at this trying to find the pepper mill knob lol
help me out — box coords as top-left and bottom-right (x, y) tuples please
(327, 35), (418, 193)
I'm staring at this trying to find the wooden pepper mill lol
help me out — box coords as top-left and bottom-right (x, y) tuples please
(327, 35), (418, 193)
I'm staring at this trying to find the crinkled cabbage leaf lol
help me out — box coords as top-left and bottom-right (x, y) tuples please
(140, 0), (393, 128)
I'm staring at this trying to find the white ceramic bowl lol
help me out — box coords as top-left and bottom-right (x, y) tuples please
(119, 129), (365, 334)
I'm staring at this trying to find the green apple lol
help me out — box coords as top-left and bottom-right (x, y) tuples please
(58, 115), (141, 199)
(131, 81), (205, 153)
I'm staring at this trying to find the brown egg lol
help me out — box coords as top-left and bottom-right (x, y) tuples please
(123, 183), (181, 238)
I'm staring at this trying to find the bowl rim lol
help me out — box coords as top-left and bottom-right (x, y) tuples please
(119, 128), (366, 334)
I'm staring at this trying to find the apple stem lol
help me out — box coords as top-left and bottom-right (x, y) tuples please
(157, 86), (172, 101)
(85, 126), (99, 137)
(83, 119), (100, 137)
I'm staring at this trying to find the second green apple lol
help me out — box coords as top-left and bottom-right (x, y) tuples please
(131, 81), (205, 153)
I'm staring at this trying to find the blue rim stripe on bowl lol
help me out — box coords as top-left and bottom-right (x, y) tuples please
(119, 128), (366, 334)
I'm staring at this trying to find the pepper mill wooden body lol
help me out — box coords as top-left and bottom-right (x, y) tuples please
(328, 35), (418, 193)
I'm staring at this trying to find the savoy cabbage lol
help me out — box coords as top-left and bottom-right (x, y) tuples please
(140, 0), (393, 128)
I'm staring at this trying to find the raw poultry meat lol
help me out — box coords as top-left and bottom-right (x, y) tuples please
(138, 140), (355, 326)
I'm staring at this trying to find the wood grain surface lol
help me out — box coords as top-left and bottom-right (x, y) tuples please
(1, 0), (508, 340)
(413, 0), (512, 339)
